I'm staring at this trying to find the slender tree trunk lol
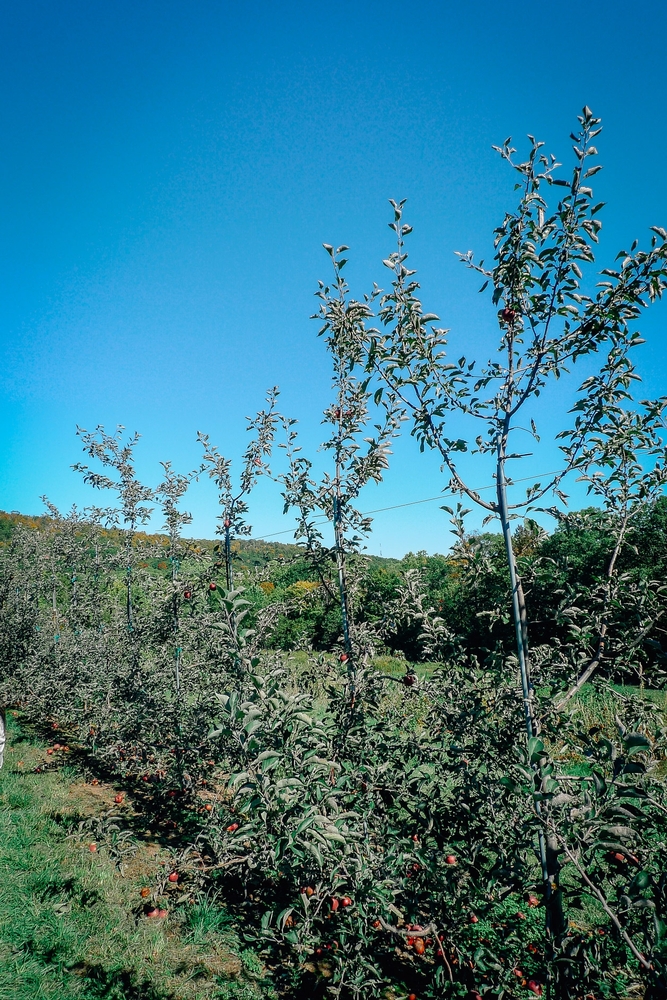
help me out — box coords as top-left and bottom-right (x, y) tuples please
(170, 541), (181, 695)
(496, 454), (565, 953)
(170, 536), (184, 787)
(333, 496), (352, 657)
(125, 533), (133, 632)
(496, 458), (534, 738)
(51, 556), (60, 664)
(333, 411), (354, 697)
(224, 522), (233, 590)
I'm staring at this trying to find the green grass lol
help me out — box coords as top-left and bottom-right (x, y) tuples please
(371, 654), (440, 679)
(0, 716), (273, 1000)
(570, 681), (667, 726)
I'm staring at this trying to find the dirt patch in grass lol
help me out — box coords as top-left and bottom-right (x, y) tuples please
(0, 715), (274, 1000)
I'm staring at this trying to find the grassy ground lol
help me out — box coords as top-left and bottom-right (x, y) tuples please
(0, 715), (273, 1000)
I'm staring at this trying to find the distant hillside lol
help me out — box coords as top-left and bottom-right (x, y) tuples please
(0, 510), (400, 571)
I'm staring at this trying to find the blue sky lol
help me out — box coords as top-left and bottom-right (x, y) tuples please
(1, 0), (666, 557)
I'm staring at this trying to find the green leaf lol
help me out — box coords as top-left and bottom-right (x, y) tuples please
(625, 732), (650, 750)
(304, 842), (323, 866)
(294, 815), (317, 836)
(630, 871), (651, 892)
(276, 907), (293, 930)
(259, 754), (281, 772)
(322, 830), (346, 844)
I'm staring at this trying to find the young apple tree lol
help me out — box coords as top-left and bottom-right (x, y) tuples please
(197, 387), (279, 591)
(73, 426), (154, 631)
(350, 106), (667, 988)
(275, 246), (402, 693)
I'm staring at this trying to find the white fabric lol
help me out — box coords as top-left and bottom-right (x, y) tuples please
(0, 710), (5, 770)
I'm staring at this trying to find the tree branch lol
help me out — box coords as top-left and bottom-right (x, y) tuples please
(556, 835), (652, 970)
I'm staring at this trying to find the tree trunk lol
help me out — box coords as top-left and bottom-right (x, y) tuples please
(496, 456), (565, 961)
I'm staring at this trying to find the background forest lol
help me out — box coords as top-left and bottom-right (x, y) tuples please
(4, 499), (665, 674)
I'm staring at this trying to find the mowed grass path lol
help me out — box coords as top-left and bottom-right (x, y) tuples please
(0, 716), (271, 1000)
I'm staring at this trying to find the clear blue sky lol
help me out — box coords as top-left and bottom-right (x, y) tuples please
(1, 1), (666, 557)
